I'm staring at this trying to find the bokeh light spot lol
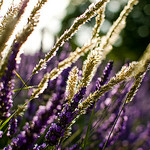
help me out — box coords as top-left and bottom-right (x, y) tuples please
(138, 25), (149, 38)
(107, 1), (121, 13)
(101, 20), (112, 34)
(144, 4), (150, 16)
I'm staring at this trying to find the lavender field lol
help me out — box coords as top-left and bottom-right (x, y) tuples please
(0, 0), (150, 150)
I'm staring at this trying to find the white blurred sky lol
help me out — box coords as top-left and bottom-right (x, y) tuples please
(0, 0), (70, 54)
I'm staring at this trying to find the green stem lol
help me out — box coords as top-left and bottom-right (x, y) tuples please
(82, 102), (96, 150)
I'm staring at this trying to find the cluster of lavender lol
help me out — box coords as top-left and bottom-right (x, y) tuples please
(45, 86), (86, 146)
(0, 0), (150, 150)
(1, 48), (149, 150)
(0, 43), (20, 121)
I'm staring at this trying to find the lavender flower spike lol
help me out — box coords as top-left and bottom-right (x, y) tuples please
(45, 87), (86, 147)
(96, 61), (113, 90)
(0, 42), (20, 121)
(7, 117), (18, 138)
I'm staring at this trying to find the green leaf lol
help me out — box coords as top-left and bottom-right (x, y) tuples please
(13, 85), (37, 92)
(14, 70), (29, 90)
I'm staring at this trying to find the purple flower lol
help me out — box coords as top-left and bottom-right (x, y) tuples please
(7, 117), (18, 138)
(96, 61), (113, 90)
(33, 143), (47, 150)
(45, 87), (86, 146)
(0, 131), (3, 138)
(0, 42), (20, 121)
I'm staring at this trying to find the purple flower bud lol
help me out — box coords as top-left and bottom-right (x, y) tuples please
(0, 131), (3, 138)
(33, 143), (47, 150)
(7, 117), (18, 138)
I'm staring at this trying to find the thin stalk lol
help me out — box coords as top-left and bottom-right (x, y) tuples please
(82, 102), (96, 150)
(102, 98), (127, 150)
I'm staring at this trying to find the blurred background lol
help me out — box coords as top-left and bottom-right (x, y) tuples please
(2, 0), (149, 61)
(56, 0), (150, 62)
